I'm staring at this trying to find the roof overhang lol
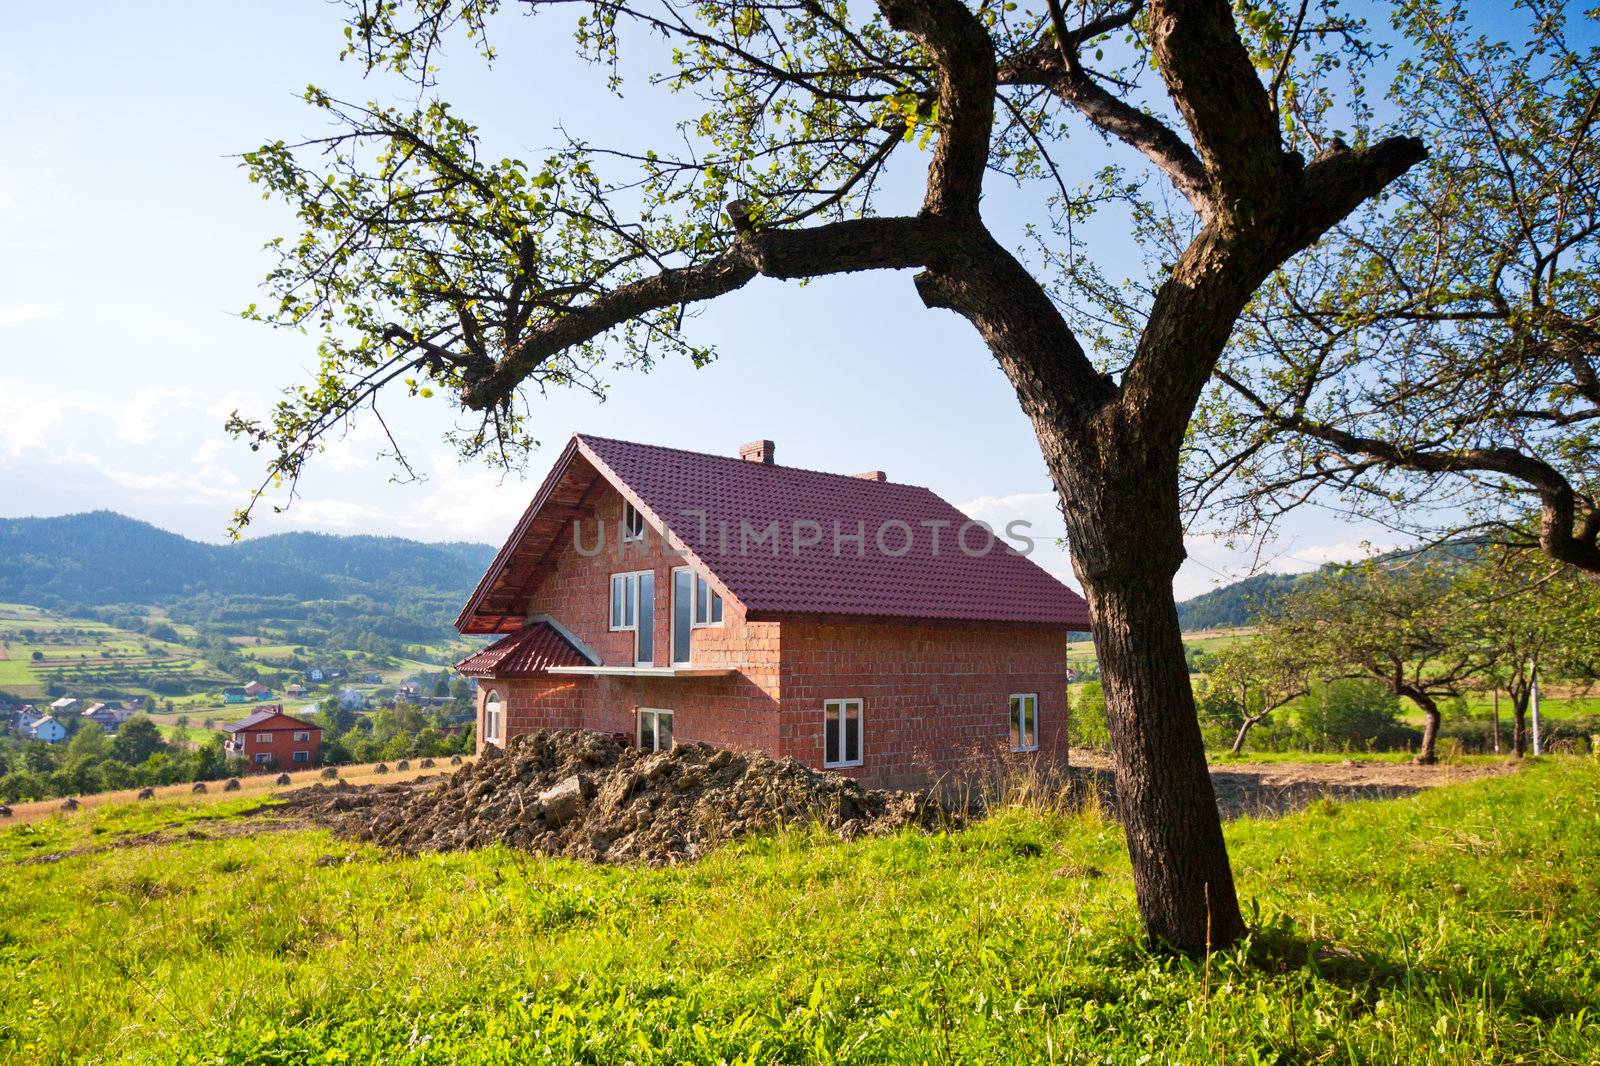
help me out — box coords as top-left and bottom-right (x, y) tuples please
(455, 436), (741, 635)
(544, 665), (736, 678)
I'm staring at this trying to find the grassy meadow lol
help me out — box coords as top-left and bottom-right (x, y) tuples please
(0, 758), (1595, 1063)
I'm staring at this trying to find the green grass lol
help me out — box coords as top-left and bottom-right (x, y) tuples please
(0, 760), (1596, 1062)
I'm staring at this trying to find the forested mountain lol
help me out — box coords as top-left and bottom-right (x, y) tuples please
(0, 512), (495, 646)
(1176, 571), (1308, 631)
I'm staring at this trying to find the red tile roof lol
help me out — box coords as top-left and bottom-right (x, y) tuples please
(459, 435), (1090, 631)
(456, 621), (595, 677)
(222, 707), (320, 733)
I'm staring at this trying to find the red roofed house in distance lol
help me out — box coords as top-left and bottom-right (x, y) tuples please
(222, 707), (323, 771)
(455, 435), (1090, 789)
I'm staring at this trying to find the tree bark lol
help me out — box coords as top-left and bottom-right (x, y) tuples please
(1230, 714), (1266, 755)
(1511, 692), (1529, 758)
(1044, 432), (1246, 953)
(1409, 690), (1442, 764)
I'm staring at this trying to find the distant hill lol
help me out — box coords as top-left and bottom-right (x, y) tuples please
(1176, 571), (1308, 631)
(0, 511), (495, 646)
(1175, 542), (1482, 631)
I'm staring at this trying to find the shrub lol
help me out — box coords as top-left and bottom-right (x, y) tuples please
(1068, 681), (1109, 749)
(1297, 679), (1416, 752)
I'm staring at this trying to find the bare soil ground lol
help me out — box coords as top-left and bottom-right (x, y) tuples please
(272, 730), (947, 865)
(1068, 749), (1519, 819)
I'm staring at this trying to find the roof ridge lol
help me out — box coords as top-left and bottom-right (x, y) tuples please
(575, 433), (932, 493)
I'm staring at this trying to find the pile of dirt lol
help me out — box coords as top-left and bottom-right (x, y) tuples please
(271, 729), (950, 864)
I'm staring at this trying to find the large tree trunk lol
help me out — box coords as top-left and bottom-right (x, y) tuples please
(1048, 438), (1246, 953)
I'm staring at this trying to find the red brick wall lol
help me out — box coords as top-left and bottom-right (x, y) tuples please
(472, 481), (1070, 789)
(478, 481), (782, 752)
(238, 727), (321, 771)
(776, 620), (1068, 790)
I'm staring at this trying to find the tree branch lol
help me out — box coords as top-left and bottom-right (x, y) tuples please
(876, 0), (997, 216)
(999, 4), (1212, 218)
(1145, 0), (1289, 214)
(464, 214), (950, 408)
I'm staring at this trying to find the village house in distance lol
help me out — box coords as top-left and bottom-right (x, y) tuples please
(456, 435), (1089, 789)
(222, 707), (322, 770)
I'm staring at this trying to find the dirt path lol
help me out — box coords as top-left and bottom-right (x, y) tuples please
(0, 758), (475, 827)
(1068, 750), (1518, 819)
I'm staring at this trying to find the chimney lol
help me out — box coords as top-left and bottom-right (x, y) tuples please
(853, 470), (887, 482)
(739, 439), (775, 464)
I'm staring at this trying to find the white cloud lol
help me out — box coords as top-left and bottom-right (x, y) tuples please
(114, 387), (211, 445)
(191, 438), (228, 465)
(0, 378), (74, 460)
(0, 302), (56, 327)
(56, 446), (241, 502)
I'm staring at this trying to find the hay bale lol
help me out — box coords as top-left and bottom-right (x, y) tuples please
(373, 763), (390, 775)
(419, 758), (434, 769)
(192, 782), (208, 794)
(223, 778), (242, 792)
(61, 797), (79, 811)
(320, 767), (339, 780)
(450, 755), (463, 766)
(275, 773), (293, 785)
(137, 787), (155, 800)
(0, 804), (11, 817)
(395, 759), (410, 771)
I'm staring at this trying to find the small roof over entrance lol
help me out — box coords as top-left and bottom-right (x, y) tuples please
(456, 620), (596, 678)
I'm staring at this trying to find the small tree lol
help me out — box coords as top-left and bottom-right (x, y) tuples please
(1203, 639), (1310, 755)
(1259, 557), (1491, 763)
(111, 717), (170, 767)
(1456, 549), (1600, 756)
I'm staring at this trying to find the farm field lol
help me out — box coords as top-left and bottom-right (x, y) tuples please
(0, 603), (222, 701)
(0, 757), (1594, 1062)
(1, 599), (473, 741)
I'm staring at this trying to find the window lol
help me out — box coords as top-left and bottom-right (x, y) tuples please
(693, 574), (724, 626)
(622, 500), (646, 542)
(255, 753), (272, 764)
(256, 732), (273, 743)
(609, 570), (655, 665)
(638, 707), (674, 752)
(671, 568), (693, 664)
(293, 730), (311, 742)
(292, 750), (310, 763)
(823, 699), (862, 768)
(1010, 694), (1038, 752)
(484, 689), (503, 745)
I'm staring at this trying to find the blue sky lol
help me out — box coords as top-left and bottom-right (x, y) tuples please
(0, 0), (1419, 598)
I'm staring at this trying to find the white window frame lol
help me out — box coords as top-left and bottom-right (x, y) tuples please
(609, 569), (655, 665)
(256, 732), (273, 743)
(254, 752), (272, 765)
(670, 566), (695, 665)
(483, 689), (504, 746)
(293, 730), (311, 742)
(638, 707), (674, 752)
(621, 500), (646, 542)
(292, 750), (310, 763)
(1010, 693), (1039, 752)
(823, 698), (863, 769)
(692, 573), (724, 628)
